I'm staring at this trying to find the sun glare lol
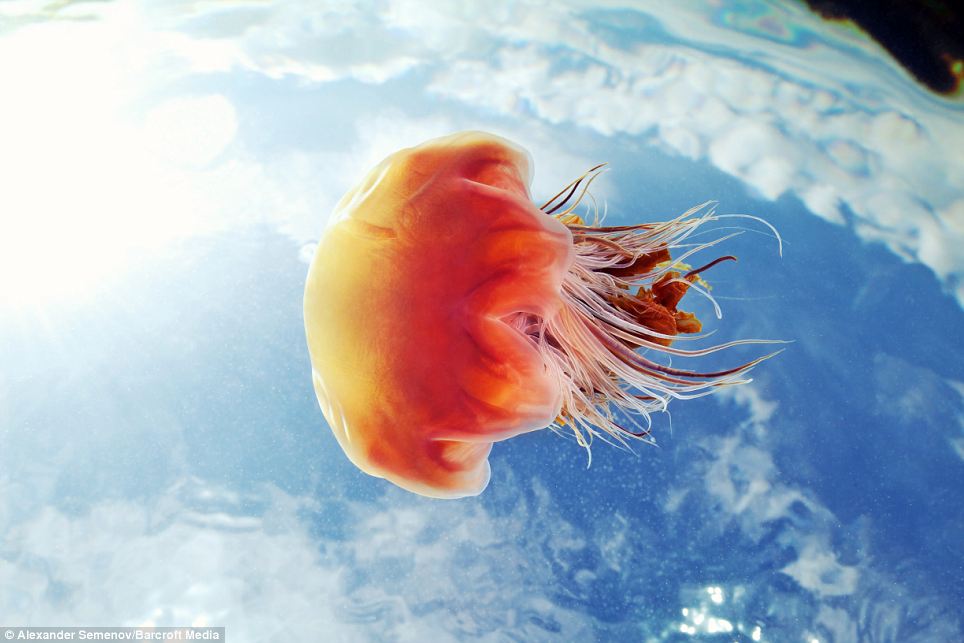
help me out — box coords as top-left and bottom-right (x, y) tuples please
(0, 12), (237, 311)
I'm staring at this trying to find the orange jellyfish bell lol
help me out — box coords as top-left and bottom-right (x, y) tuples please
(304, 131), (778, 498)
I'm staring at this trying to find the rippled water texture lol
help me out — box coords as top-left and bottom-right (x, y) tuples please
(1, 1), (962, 641)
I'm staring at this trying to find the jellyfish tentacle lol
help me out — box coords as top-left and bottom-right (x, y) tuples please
(685, 255), (737, 278)
(715, 213), (784, 256)
(540, 163), (607, 214)
(543, 177), (583, 215)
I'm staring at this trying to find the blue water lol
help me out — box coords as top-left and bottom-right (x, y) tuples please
(1, 2), (962, 641)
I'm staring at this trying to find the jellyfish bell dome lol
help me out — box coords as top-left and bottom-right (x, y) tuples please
(304, 131), (574, 498)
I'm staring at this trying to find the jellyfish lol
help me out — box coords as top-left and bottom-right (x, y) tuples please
(304, 131), (779, 498)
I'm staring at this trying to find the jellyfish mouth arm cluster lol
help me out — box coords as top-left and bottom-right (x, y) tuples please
(537, 170), (783, 452)
(304, 131), (782, 498)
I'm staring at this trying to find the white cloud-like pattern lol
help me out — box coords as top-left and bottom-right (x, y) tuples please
(2, 383), (954, 640)
(689, 388), (861, 598)
(0, 476), (597, 640)
(7, 0), (958, 301)
(107, 0), (961, 305)
(698, 384), (960, 641)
